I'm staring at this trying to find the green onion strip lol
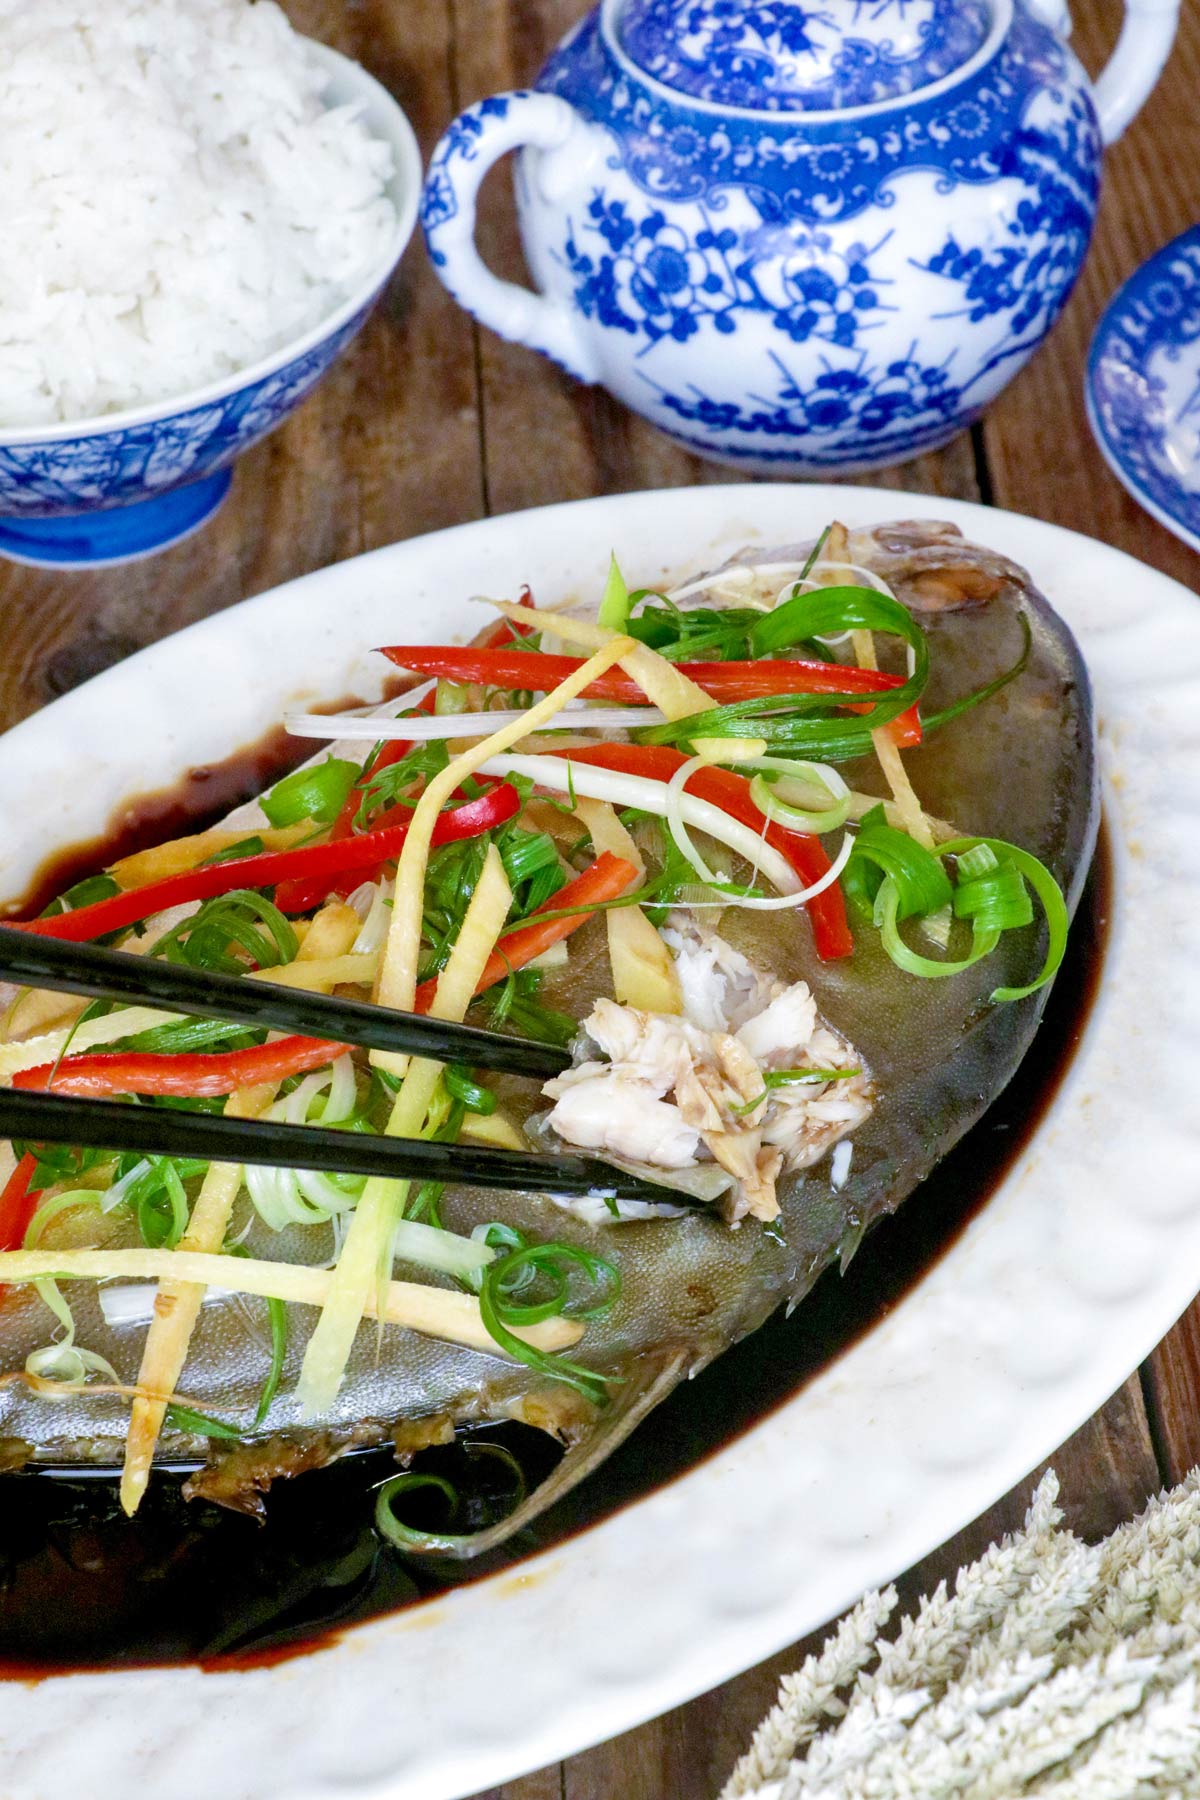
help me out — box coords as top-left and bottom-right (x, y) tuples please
(261, 757), (359, 828)
(844, 809), (1069, 1001)
(165, 1404), (246, 1441)
(745, 757), (852, 835)
(374, 1441), (528, 1555)
(479, 1242), (619, 1406)
(19, 1193), (120, 1389)
(635, 586), (929, 758)
(730, 1067), (862, 1117)
(597, 553), (631, 632)
(941, 837), (1070, 1003)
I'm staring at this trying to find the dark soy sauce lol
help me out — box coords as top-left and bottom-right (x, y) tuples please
(2, 729), (310, 924)
(0, 1427), (565, 1672)
(0, 730), (1111, 1677)
(3, 677), (416, 924)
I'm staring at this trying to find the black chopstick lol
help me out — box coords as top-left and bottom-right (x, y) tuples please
(0, 925), (571, 1080)
(0, 1087), (691, 1206)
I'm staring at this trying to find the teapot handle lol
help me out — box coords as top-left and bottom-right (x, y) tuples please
(422, 92), (602, 382)
(1090, 0), (1179, 143)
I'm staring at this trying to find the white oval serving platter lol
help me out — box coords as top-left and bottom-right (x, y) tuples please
(0, 485), (1197, 1800)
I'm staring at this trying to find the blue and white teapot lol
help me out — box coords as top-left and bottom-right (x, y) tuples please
(422, 0), (1177, 475)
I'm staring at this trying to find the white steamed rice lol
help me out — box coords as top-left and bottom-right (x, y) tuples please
(0, 0), (398, 429)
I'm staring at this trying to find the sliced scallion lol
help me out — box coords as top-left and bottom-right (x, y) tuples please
(444, 1063), (496, 1116)
(477, 967), (577, 1048)
(634, 586), (929, 758)
(943, 836), (1069, 1002)
(261, 757), (359, 829)
(23, 1188), (106, 1246)
(843, 806), (953, 924)
(200, 835), (266, 868)
(111, 1016), (262, 1056)
(954, 843), (1001, 883)
(435, 678), (472, 715)
(952, 863), (1033, 932)
(255, 1296), (288, 1427)
(746, 757), (852, 835)
(373, 1440), (528, 1555)
(151, 889), (298, 976)
(730, 1067), (861, 1116)
(479, 1242), (619, 1405)
(374, 1472), (463, 1552)
(39, 872), (121, 919)
(846, 815), (1068, 1002)
(165, 1403), (245, 1442)
(597, 553), (631, 632)
(225, 1245), (290, 1429)
(135, 1156), (191, 1249)
(875, 877), (1002, 980)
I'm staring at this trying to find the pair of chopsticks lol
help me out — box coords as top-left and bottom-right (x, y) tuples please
(0, 925), (684, 1207)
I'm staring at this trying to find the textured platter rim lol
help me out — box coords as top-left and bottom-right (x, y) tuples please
(0, 485), (1196, 1800)
(1086, 222), (1200, 556)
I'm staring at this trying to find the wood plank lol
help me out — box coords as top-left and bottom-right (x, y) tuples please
(1141, 1322), (1200, 1489)
(1072, 14), (1200, 1497)
(469, 1765), (562, 1800)
(0, 0), (483, 735)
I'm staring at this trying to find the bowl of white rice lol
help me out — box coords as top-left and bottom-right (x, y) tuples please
(0, 0), (421, 569)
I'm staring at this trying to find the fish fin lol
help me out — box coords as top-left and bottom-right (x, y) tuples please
(433, 1347), (690, 1560)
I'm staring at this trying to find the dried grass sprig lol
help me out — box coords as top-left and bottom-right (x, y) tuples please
(729, 1467), (1200, 1800)
(721, 1587), (899, 1798)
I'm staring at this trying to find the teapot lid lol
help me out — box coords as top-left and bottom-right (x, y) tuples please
(615, 0), (994, 113)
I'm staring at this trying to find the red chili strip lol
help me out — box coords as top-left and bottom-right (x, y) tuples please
(545, 744), (854, 962)
(0, 1153), (43, 1253)
(412, 852), (638, 1012)
(13, 1035), (344, 1101)
(379, 646), (921, 747)
(16, 783), (521, 942)
(271, 598), (540, 915)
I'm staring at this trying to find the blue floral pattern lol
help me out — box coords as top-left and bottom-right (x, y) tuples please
(422, 94), (514, 252)
(1088, 228), (1200, 553)
(0, 309), (368, 518)
(565, 201), (744, 342)
(913, 94), (1098, 376)
(647, 346), (966, 465)
(619, 0), (991, 112)
(563, 198), (892, 351)
(424, 0), (1103, 474)
(541, 4), (1086, 220)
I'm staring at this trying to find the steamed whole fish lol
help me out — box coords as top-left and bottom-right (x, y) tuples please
(0, 519), (1096, 1551)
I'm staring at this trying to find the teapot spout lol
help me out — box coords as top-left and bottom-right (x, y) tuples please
(1090, 0), (1178, 142)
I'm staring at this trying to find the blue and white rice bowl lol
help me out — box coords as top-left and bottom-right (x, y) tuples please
(0, 43), (420, 570)
(1086, 224), (1200, 555)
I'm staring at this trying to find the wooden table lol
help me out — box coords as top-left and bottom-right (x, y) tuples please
(2, 3), (1197, 1793)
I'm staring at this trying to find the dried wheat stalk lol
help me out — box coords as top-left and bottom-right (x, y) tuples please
(724, 1469), (1200, 1800)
